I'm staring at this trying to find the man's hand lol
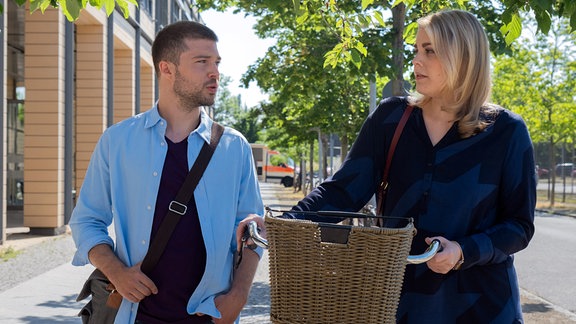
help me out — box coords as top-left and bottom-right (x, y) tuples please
(109, 262), (158, 303)
(212, 290), (247, 324)
(88, 244), (158, 303)
(236, 214), (266, 253)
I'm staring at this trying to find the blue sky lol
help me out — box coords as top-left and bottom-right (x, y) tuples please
(200, 9), (276, 107)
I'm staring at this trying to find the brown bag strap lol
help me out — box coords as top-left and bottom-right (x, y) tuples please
(141, 121), (225, 274)
(376, 105), (414, 215)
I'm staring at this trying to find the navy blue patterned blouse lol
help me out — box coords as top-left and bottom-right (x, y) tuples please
(292, 96), (536, 323)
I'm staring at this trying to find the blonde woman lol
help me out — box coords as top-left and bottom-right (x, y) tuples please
(290, 9), (536, 322)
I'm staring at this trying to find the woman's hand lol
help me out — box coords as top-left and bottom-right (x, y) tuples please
(425, 236), (463, 274)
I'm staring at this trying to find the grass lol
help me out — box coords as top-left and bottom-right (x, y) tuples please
(0, 246), (21, 262)
(536, 189), (576, 213)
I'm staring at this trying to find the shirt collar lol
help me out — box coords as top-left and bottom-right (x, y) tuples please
(144, 104), (214, 144)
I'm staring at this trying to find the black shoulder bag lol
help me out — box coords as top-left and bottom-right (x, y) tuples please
(76, 122), (224, 324)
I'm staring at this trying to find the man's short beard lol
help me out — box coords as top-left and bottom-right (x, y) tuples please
(173, 71), (216, 110)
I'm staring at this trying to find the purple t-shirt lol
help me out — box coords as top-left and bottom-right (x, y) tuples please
(136, 138), (211, 323)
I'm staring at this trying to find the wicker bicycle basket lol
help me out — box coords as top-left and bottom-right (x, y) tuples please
(265, 209), (416, 324)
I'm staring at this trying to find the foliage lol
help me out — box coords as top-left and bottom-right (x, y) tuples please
(198, 1), (374, 165)
(7, 0), (138, 21)
(212, 74), (262, 143)
(492, 15), (576, 206)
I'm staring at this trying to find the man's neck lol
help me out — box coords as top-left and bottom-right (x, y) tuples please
(158, 100), (202, 143)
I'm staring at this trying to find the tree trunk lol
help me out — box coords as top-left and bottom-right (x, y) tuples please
(391, 3), (406, 96)
(322, 133), (329, 180)
(340, 135), (349, 164)
(548, 137), (555, 207)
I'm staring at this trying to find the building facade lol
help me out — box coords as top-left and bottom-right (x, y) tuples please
(0, 0), (202, 244)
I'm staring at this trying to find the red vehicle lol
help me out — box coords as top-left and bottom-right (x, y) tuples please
(250, 143), (295, 187)
(536, 165), (549, 179)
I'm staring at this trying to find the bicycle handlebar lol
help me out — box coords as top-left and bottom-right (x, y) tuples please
(245, 221), (442, 264)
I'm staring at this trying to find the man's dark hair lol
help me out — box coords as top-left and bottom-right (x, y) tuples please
(152, 21), (218, 74)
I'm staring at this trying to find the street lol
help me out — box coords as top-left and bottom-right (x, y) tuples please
(515, 212), (576, 315)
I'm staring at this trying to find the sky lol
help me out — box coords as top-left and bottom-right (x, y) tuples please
(199, 9), (276, 108)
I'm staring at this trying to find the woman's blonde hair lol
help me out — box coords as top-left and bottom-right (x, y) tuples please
(410, 10), (494, 138)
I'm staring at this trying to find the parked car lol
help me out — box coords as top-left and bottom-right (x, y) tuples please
(555, 163), (574, 177)
(535, 165), (549, 179)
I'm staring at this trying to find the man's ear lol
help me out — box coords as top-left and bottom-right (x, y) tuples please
(158, 61), (176, 79)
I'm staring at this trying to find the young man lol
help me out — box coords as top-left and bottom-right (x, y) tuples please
(70, 21), (264, 324)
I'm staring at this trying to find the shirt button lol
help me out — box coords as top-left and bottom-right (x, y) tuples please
(147, 205), (152, 210)
(153, 171), (158, 177)
(160, 121), (164, 126)
(142, 240), (146, 245)
(161, 142), (165, 146)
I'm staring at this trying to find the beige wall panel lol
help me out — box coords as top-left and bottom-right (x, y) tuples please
(25, 32), (61, 45)
(77, 78), (107, 89)
(25, 56), (60, 68)
(25, 79), (61, 90)
(76, 132), (103, 144)
(76, 51), (107, 62)
(24, 7), (66, 230)
(74, 32), (107, 43)
(23, 147), (59, 159)
(25, 158), (59, 170)
(140, 65), (155, 109)
(24, 170), (60, 182)
(76, 114), (106, 125)
(26, 8), (61, 22)
(76, 5), (107, 25)
(24, 193), (63, 205)
(76, 151), (94, 163)
(25, 125), (61, 136)
(114, 49), (135, 124)
(25, 90), (61, 103)
(25, 135), (60, 147)
(25, 113), (60, 125)
(25, 66), (62, 79)
(76, 87), (106, 99)
(23, 181), (60, 194)
(24, 216), (62, 228)
(25, 44), (61, 58)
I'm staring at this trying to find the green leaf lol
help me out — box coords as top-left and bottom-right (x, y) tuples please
(373, 11), (385, 27)
(103, 0), (115, 16)
(500, 13), (522, 45)
(361, 0), (374, 10)
(354, 41), (367, 56)
(350, 48), (362, 69)
(296, 11), (309, 25)
(65, 0), (82, 20)
(534, 10), (551, 34)
(115, 0), (136, 18)
(403, 21), (418, 44)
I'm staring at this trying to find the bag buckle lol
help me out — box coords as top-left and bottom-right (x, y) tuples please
(168, 201), (187, 215)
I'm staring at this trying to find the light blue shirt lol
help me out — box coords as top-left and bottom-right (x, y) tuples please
(70, 106), (264, 323)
